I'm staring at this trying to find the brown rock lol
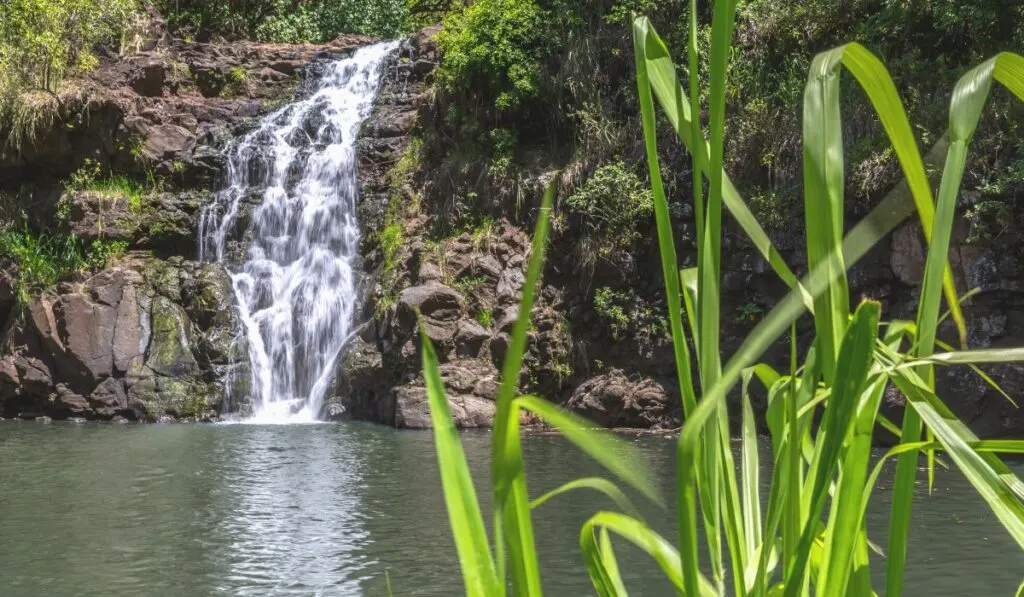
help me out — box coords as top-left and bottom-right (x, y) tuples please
(567, 371), (676, 429)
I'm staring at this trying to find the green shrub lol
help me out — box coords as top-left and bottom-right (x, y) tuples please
(85, 238), (128, 271)
(475, 308), (493, 328)
(435, 0), (554, 112)
(565, 161), (653, 250)
(592, 286), (665, 341)
(0, 0), (137, 95)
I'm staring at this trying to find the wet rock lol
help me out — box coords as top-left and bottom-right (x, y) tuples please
(396, 283), (463, 343)
(34, 416), (52, 424)
(0, 257), (234, 422)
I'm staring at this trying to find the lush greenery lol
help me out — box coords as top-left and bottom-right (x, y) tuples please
(154, 0), (407, 42)
(420, 3), (1024, 597)
(424, 0), (1024, 238)
(565, 161), (652, 252)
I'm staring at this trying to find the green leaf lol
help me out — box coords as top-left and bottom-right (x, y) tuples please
(530, 477), (638, 518)
(581, 511), (719, 597)
(491, 183), (556, 597)
(419, 325), (500, 597)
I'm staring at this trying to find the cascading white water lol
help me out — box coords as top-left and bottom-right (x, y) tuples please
(200, 41), (398, 423)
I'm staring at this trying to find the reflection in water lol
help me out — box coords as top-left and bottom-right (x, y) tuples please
(0, 423), (1020, 596)
(212, 426), (370, 595)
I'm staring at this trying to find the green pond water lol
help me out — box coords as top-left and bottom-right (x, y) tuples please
(0, 421), (1020, 596)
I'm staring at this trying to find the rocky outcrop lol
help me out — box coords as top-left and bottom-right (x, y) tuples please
(0, 255), (241, 421)
(566, 371), (678, 429)
(0, 33), (374, 201)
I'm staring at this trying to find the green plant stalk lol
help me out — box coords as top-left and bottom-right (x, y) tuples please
(491, 185), (555, 596)
(888, 51), (1024, 597)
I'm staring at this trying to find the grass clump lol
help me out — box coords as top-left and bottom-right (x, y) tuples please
(0, 227), (84, 304)
(417, 4), (1024, 597)
(66, 159), (147, 213)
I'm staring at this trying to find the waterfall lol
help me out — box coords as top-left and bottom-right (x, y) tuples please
(200, 41), (398, 423)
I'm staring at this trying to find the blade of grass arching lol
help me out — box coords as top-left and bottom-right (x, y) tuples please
(802, 46), (851, 382)
(491, 183), (555, 597)
(634, 19), (702, 597)
(581, 511), (720, 597)
(514, 395), (662, 505)
(817, 374), (886, 597)
(419, 326), (500, 596)
(530, 477), (639, 518)
(887, 368), (1024, 546)
(634, 17), (805, 301)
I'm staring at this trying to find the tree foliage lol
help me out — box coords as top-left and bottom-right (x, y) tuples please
(154, 0), (407, 42)
(0, 0), (137, 94)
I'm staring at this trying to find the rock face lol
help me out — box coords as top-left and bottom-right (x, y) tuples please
(0, 256), (238, 419)
(0, 34), (373, 193)
(0, 257), (240, 421)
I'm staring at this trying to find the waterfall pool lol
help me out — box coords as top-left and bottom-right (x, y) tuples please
(0, 421), (1020, 596)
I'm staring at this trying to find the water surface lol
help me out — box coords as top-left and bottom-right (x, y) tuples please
(0, 422), (1020, 596)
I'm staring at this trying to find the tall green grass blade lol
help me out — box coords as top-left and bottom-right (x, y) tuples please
(741, 385), (762, 559)
(784, 301), (880, 597)
(632, 17), (698, 420)
(599, 528), (629, 597)
(515, 395), (662, 505)
(817, 375), (885, 596)
(419, 326), (500, 596)
(634, 17), (805, 300)
(492, 183), (555, 597)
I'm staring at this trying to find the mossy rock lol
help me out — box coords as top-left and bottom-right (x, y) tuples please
(145, 295), (198, 378)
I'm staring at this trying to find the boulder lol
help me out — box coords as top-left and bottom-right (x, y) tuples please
(393, 359), (500, 429)
(567, 370), (677, 429)
(396, 283), (463, 343)
(0, 257), (233, 421)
